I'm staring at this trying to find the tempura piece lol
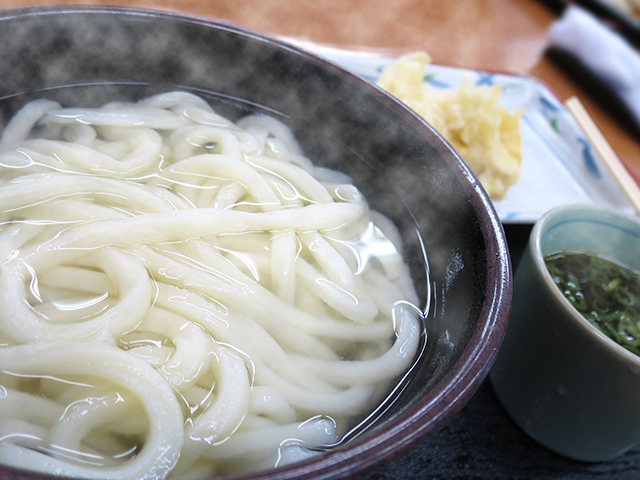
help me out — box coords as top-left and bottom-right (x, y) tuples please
(377, 52), (523, 199)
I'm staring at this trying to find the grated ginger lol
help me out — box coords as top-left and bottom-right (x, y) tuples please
(377, 52), (523, 199)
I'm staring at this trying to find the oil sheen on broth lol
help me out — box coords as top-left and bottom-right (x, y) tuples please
(545, 249), (640, 356)
(0, 91), (425, 479)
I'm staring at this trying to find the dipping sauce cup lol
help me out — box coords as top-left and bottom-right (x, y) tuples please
(490, 204), (640, 462)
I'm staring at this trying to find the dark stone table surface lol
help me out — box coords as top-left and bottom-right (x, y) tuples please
(370, 223), (640, 480)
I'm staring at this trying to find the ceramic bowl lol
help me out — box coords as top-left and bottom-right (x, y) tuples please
(490, 204), (640, 462)
(0, 5), (511, 479)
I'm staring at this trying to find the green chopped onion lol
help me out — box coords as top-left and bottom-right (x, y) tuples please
(544, 249), (640, 357)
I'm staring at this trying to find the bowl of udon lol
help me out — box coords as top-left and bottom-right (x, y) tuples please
(0, 5), (511, 480)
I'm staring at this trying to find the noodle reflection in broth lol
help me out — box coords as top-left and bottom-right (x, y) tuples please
(0, 91), (423, 479)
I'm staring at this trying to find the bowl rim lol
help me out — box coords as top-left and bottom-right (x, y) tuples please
(532, 203), (640, 368)
(0, 5), (513, 479)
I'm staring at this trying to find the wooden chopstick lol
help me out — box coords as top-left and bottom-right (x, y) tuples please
(564, 95), (640, 216)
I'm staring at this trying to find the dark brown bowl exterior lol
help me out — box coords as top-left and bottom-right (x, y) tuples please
(0, 6), (511, 480)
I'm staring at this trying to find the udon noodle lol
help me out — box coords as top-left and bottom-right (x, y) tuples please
(0, 91), (423, 479)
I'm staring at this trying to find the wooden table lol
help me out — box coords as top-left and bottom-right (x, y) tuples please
(2, 1), (639, 478)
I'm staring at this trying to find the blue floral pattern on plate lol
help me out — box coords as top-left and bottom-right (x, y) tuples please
(290, 42), (633, 223)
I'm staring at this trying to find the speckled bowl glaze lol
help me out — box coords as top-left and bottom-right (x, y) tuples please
(0, 5), (511, 480)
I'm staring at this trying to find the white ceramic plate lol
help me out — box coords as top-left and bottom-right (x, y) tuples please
(294, 42), (634, 224)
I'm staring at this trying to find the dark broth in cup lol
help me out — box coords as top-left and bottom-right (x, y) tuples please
(544, 249), (640, 356)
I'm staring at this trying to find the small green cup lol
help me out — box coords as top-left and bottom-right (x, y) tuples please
(490, 204), (640, 462)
